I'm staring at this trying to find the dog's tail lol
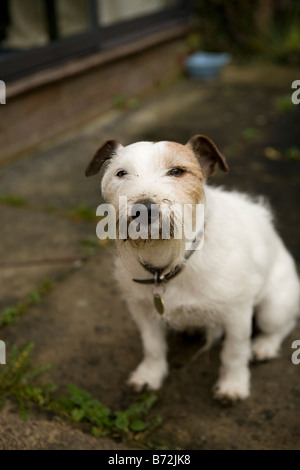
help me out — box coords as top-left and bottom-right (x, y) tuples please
(190, 325), (223, 362)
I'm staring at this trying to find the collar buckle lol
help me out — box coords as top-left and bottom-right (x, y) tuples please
(154, 271), (165, 286)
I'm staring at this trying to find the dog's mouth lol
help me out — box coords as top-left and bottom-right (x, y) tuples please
(116, 199), (177, 242)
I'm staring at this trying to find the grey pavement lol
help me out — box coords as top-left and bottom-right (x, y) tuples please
(0, 64), (300, 449)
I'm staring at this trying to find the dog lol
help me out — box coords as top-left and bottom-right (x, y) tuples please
(85, 135), (300, 401)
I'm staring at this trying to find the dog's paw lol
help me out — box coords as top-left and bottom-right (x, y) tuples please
(127, 360), (168, 392)
(213, 373), (250, 402)
(252, 335), (279, 362)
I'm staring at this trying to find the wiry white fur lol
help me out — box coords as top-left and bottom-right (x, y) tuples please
(100, 141), (300, 401)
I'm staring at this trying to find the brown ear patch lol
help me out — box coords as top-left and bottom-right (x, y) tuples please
(187, 135), (229, 177)
(85, 139), (120, 177)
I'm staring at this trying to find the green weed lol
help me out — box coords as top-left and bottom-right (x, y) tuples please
(113, 93), (127, 108)
(0, 279), (53, 328)
(66, 204), (97, 221)
(275, 94), (296, 113)
(0, 195), (27, 207)
(0, 342), (54, 416)
(127, 97), (140, 110)
(242, 127), (261, 140)
(264, 146), (300, 161)
(113, 93), (140, 110)
(0, 342), (160, 441)
(58, 384), (158, 436)
(285, 147), (300, 161)
(79, 236), (102, 254)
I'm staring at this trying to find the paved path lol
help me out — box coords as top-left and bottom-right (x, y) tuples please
(0, 64), (299, 449)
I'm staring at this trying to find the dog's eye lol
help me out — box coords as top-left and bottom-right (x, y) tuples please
(116, 170), (127, 178)
(167, 168), (186, 177)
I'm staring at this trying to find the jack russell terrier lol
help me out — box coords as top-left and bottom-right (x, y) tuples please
(85, 135), (299, 401)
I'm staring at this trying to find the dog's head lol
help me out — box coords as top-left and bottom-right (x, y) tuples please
(85, 136), (228, 249)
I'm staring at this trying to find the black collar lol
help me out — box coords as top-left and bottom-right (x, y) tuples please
(132, 233), (202, 286)
(132, 262), (183, 285)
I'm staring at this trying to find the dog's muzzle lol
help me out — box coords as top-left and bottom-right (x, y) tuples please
(129, 199), (160, 226)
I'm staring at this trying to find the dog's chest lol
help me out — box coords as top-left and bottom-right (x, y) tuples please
(156, 282), (220, 329)
(116, 254), (227, 328)
(163, 303), (220, 330)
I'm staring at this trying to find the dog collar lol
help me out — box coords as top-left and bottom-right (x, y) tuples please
(132, 231), (202, 287)
(132, 262), (182, 285)
(132, 234), (202, 315)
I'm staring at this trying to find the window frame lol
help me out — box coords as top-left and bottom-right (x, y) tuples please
(0, 0), (191, 82)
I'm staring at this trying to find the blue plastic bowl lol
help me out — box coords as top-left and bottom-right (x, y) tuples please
(184, 52), (231, 79)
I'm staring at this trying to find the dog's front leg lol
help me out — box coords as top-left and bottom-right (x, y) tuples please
(127, 301), (168, 392)
(214, 306), (252, 401)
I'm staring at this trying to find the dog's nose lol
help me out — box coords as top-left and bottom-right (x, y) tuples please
(132, 199), (159, 224)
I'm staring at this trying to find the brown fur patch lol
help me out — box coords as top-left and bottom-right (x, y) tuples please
(160, 142), (205, 205)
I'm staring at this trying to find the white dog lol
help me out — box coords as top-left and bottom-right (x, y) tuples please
(85, 135), (299, 401)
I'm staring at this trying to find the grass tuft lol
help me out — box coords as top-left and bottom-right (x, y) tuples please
(0, 195), (27, 207)
(0, 343), (161, 441)
(0, 279), (53, 328)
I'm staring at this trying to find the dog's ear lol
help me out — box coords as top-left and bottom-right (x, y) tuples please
(187, 135), (229, 177)
(85, 139), (121, 177)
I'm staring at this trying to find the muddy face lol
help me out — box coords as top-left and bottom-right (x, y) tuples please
(101, 141), (206, 244)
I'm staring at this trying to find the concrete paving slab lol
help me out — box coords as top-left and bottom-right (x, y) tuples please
(2, 251), (299, 450)
(0, 402), (128, 450)
(2, 253), (138, 404)
(0, 204), (95, 309)
(0, 64), (300, 450)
